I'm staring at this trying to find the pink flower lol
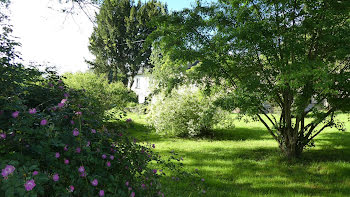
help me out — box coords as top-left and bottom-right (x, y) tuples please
(64, 145), (68, 151)
(201, 178), (205, 182)
(64, 159), (69, 164)
(55, 152), (60, 158)
(58, 86), (64, 89)
(99, 190), (105, 196)
(76, 147), (81, 153)
(126, 181), (129, 186)
(40, 119), (47, 126)
(0, 133), (6, 139)
(78, 166), (85, 173)
(91, 129), (96, 134)
(110, 155), (114, 160)
(53, 173), (59, 182)
(29, 108), (37, 114)
(128, 187), (132, 191)
(102, 154), (107, 159)
(64, 93), (69, 98)
(80, 172), (86, 177)
(91, 179), (98, 186)
(153, 169), (157, 174)
(86, 141), (91, 147)
(70, 120), (75, 125)
(33, 171), (38, 176)
(126, 118), (132, 122)
(1, 165), (15, 177)
(51, 107), (57, 111)
(61, 99), (67, 103)
(131, 191), (135, 197)
(141, 184), (145, 189)
(12, 111), (19, 118)
(69, 185), (74, 192)
(24, 179), (36, 191)
(75, 111), (82, 116)
(73, 128), (79, 136)
(106, 161), (111, 167)
(58, 103), (64, 108)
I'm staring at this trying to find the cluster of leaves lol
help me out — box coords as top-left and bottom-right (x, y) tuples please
(88, 0), (167, 87)
(63, 72), (137, 121)
(148, 87), (219, 137)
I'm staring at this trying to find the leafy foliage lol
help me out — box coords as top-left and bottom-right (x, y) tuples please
(88, 0), (167, 86)
(63, 72), (137, 121)
(150, 0), (350, 158)
(148, 87), (218, 137)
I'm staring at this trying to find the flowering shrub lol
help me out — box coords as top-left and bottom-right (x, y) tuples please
(148, 87), (218, 137)
(0, 73), (166, 196)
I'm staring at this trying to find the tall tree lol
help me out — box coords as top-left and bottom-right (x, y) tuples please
(88, 0), (167, 87)
(150, 0), (350, 158)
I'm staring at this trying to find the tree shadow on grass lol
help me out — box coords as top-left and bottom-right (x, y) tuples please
(301, 131), (350, 163)
(160, 146), (350, 197)
(201, 127), (271, 141)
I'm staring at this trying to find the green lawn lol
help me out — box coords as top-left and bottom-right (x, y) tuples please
(120, 113), (350, 197)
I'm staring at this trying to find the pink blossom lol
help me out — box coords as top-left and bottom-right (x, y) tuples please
(29, 108), (37, 114)
(128, 187), (132, 191)
(58, 86), (64, 89)
(91, 129), (96, 134)
(58, 103), (64, 108)
(78, 166), (85, 173)
(201, 178), (205, 182)
(40, 119), (48, 126)
(75, 111), (82, 116)
(58, 80), (63, 83)
(24, 179), (36, 191)
(64, 93), (69, 98)
(80, 172), (86, 177)
(99, 190), (105, 196)
(53, 173), (59, 182)
(12, 111), (19, 118)
(131, 192), (135, 197)
(64, 145), (68, 151)
(106, 161), (111, 167)
(141, 184), (145, 189)
(51, 107), (57, 111)
(126, 118), (132, 122)
(153, 169), (157, 174)
(91, 179), (98, 186)
(64, 159), (69, 164)
(69, 185), (74, 192)
(0, 133), (6, 139)
(126, 181), (129, 186)
(73, 128), (79, 136)
(1, 165), (15, 177)
(86, 141), (91, 147)
(33, 171), (38, 176)
(70, 120), (75, 125)
(110, 155), (114, 160)
(102, 154), (107, 159)
(55, 152), (60, 158)
(76, 147), (81, 153)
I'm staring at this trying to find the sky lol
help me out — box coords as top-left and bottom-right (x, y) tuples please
(8, 0), (208, 74)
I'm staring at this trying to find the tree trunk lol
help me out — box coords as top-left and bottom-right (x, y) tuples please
(279, 131), (303, 159)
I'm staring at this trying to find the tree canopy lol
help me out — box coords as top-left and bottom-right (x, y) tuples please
(150, 0), (350, 158)
(88, 0), (167, 87)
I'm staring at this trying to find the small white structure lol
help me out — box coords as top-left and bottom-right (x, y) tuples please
(130, 73), (151, 103)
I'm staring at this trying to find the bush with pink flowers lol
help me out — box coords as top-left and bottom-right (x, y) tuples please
(0, 22), (163, 196)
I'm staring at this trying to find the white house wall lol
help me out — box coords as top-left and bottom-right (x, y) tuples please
(130, 74), (151, 103)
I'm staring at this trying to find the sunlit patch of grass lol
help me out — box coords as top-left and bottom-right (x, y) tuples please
(121, 113), (350, 197)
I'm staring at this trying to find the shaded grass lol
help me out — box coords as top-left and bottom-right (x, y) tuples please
(119, 113), (350, 197)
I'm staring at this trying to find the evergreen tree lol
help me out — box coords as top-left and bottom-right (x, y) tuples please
(88, 0), (167, 87)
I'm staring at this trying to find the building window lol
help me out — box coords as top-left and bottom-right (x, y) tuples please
(135, 78), (140, 89)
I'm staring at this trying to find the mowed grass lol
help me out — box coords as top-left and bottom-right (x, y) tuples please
(121, 113), (350, 197)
